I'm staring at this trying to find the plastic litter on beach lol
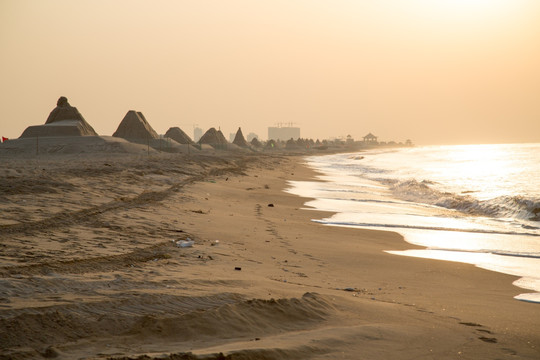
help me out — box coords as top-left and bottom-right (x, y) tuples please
(176, 238), (194, 248)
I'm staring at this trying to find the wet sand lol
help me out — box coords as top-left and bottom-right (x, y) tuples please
(0, 149), (539, 359)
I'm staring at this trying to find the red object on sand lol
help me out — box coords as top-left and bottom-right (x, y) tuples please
(1, 137), (8, 142)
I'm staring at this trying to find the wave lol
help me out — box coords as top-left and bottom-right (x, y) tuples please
(324, 197), (410, 206)
(392, 246), (540, 260)
(313, 219), (540, 238)
(383, 179), (540, 222)
(491, 250), (540, 259)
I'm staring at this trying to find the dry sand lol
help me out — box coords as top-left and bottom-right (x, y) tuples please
(0, 148), (539, 359)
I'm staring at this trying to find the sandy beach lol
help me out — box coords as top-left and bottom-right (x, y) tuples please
(1, 149), (539, 359)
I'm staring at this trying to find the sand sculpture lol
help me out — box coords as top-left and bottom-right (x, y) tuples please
(250, 137), (262, 148)
(164, 127), (194, 144)
(232, 127), (249, 147)
(19, 96), (98, 138)
(46, 97), (83, 124)
(113, 110), (159, 140)
(198, 127), (228, 146)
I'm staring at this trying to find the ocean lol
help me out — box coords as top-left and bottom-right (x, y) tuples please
(287, 143), (540, 303)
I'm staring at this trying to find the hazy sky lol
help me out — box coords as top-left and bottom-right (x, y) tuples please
(1, 0), (539, 145)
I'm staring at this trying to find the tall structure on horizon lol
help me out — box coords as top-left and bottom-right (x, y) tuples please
(193, 127), (203, 142)
(267, 123), (300, 141)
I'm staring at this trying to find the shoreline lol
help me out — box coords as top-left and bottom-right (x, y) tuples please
(0, 151), (538, 359)
(291, 148), (540, 303)
(181, 154), (540, 359)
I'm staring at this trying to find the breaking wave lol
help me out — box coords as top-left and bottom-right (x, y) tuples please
(384, 178), (540, 222)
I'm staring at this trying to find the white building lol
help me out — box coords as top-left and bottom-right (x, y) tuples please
(268, 125), (300, 141)
(193, 127), (203, 142)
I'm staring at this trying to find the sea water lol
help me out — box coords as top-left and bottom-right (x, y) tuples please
(287, 143), (540, 303)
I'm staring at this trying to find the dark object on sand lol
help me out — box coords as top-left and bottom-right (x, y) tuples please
(268, 203), (274, 207)
(234, 267), (242, 271)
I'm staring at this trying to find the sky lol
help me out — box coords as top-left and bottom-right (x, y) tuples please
(1, 0), (539, 145)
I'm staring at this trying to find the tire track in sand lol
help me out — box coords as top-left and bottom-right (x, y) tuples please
(0, 174), (206, 236)
(0, 241), (174, 277)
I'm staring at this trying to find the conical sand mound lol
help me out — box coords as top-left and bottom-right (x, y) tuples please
(113, 110), (159, 140)
(198, 128), (228, 146)
(250, 137), (262, 148)
(20, 96), (98, 138)
(232, 127), (249, 147)
(165, 127), (193, 144)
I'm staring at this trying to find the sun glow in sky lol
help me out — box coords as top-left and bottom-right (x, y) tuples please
(1, 0), (539, 144)
(426, 0), (514, 15)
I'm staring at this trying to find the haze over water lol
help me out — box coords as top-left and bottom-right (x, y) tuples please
(288, 143), (540, 303)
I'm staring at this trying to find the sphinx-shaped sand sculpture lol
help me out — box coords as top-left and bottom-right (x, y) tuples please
(19, 96), (98, 138)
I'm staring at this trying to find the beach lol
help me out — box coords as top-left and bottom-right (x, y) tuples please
(1, 150), (539, 359)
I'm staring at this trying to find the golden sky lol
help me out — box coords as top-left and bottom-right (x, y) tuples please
(1, 0), (539, 144)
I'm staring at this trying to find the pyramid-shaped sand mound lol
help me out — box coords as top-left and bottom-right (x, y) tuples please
(198, 128), (228, 146)
(113, 110), (159, 140)
(20, 96), (98, 138)
(250, 137), (262, 148)
(165, 127), (193, 144)
(232, 127), (249, 147)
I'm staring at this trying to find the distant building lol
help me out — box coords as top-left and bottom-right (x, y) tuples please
(346, 134), (354, 144)
(268, 124), (300, 141)
(363, 132), (378, 144)
(193, 127), (203, 142)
